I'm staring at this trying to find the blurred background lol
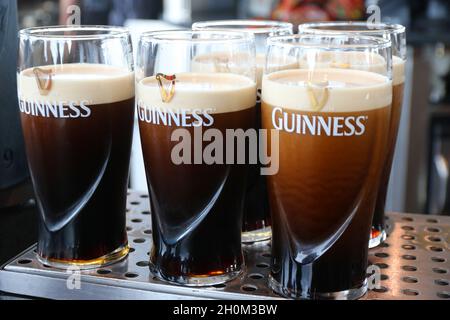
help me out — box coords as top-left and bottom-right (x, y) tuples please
(3, 0), (450, 264)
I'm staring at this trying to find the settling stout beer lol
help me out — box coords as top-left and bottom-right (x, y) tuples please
(262, 68), (391, 298)
(372, 56), (405, 241)
(137, 72), (256, 285)
(18, 64), (135, 266)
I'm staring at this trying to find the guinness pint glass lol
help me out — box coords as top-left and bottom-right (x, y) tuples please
(18, 26), (135, 268)
(299, 22), (406, 248)
(192, 21), (294, 243)
(137, 30), (256, 285)
(262, 34), (392, 299)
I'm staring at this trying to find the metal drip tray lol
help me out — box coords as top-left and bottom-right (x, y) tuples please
(0, 191), (449, 300)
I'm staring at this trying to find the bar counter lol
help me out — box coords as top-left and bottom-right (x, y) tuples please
(1, 191), (449, 300)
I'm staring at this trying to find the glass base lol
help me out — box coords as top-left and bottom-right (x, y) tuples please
(268, 275), (368, 300)
(150, 262), (243, 287)
(369, 227), (387, 249)
(242, 226), (271, 243)
(36, 243), (129, 270)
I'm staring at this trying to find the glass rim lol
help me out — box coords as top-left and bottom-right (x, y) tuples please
(298, 21), (406, 36)
(267, 34), (392, 50)
(19, 25), (130, 40)
(192, 19), (293, 34)
(140, 29), (255, 44)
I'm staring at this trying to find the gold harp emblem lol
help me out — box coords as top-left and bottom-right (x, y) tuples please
(32, 67), (54, 96)
(156, 73), (176, 103)
(307, 81), (330, 112)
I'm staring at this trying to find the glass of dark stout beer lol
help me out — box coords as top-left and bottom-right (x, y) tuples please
(136, 30), (257, 286)
(17, 26), (135, 269)
(262, 34), (393, 299)
(298, 22), (406, 249)
(191, 20), (293, 243)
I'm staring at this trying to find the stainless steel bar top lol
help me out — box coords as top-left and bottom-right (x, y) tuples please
(0, 191), (449, 300)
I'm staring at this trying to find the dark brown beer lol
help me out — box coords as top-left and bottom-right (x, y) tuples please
(262, 68), (391, 298)
(18, 64), (135, 267)
(137, 73), (256, 285)
(371, 57), (406, 244)
(242, 95), (271, 237)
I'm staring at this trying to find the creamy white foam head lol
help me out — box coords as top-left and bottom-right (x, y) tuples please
(299, 51), (405, 86)
(191, 52), (298, 89)
(262, 68), (392, 112)
(392, 56), (405, 86)
(137, 72), (256, 113)
(18, 63), (135, 104)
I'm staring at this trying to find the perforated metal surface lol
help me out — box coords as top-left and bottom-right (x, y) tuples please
(0, 191), (449, 300)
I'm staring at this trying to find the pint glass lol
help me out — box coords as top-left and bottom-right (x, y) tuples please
(262, 34), (392, 299)
(18, 26), (135, 268)
(299, 22), (406, 248)
(192, 20), (293, 243)
(136, 30), (256, 285)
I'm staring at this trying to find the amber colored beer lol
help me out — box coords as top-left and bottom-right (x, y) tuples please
(262, 68), (391, 298)
(18, 64), (135, 266)
(192, 52), (298, 242)
(137, 72), (256, 285)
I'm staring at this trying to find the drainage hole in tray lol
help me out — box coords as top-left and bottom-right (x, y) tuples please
(97, 269), (111, 275)
(402, 276), (418, 284)
(241, 285), (258, 292)
(136, 261), (150, 267)
(437, 291), (450, 299)
(402, 235), (415, 241)
(433, 268), (448, 274)
(426, 236), (443, 243)
(380, 274), (389, 281)
(402, 265), (418, 272)
(256, 262), (270, 269)
(435, 279), (449, 286)
(375, 263), (389, 269)
(432, 257), (446, 263)
(402, 289), (419, 296)
(124, 272), (139, 278)
(371, 286), (388, 293)
(248, 273), (264, 280)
